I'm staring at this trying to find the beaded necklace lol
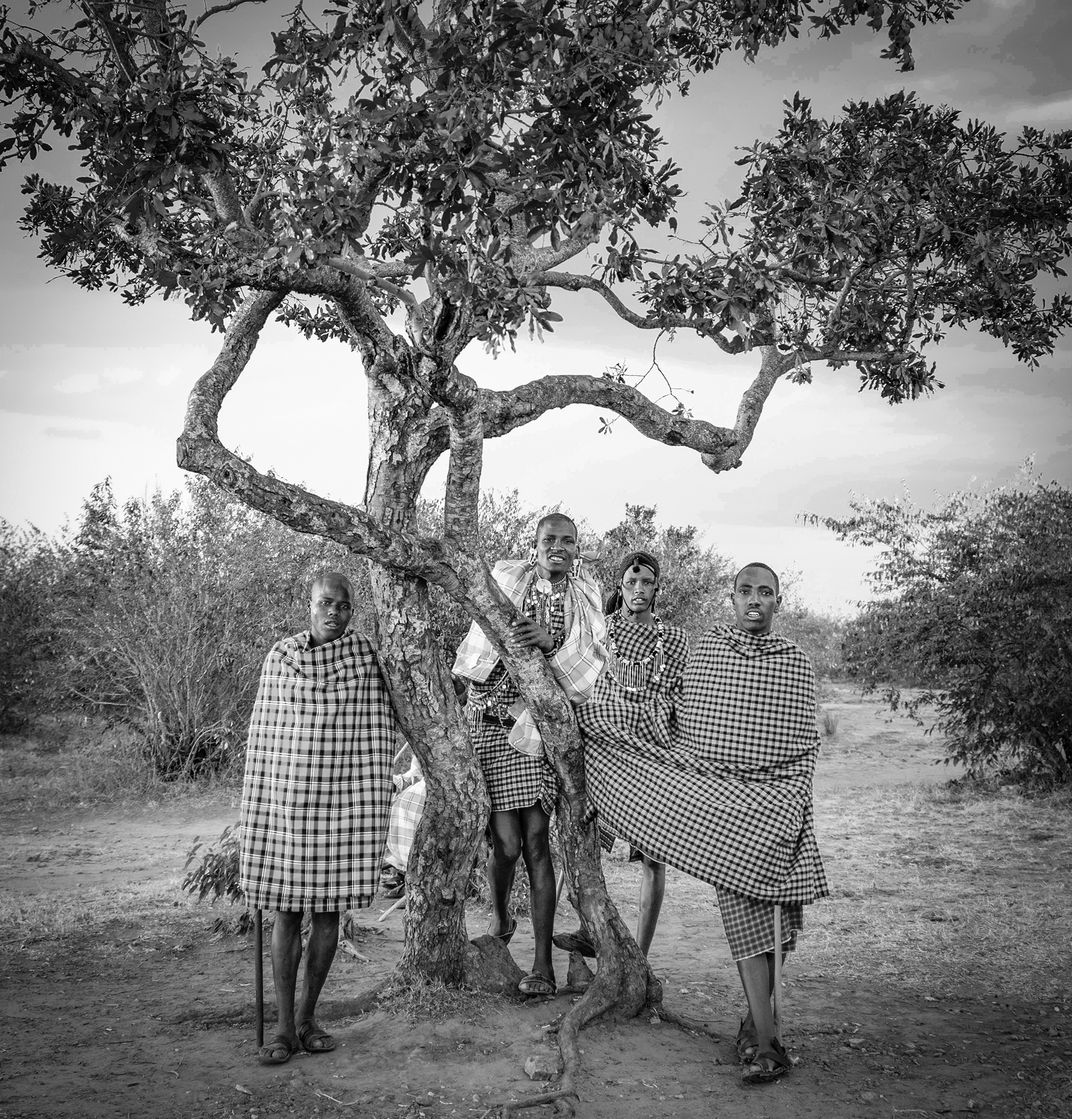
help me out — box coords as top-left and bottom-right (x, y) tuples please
(475, 573), (567, 711)
(607, 612), (665, 693)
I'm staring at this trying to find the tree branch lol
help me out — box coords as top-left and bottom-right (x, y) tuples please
(327, 254), (417, 307)
(478, 372), (741, 463)
(537, 270), (745, 353)
(176, 289), (460, 582)
(191, 0), (271, 31)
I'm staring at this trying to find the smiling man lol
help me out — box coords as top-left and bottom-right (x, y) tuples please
(453, 513), (606, 998)
(239, 573), (397, 1066)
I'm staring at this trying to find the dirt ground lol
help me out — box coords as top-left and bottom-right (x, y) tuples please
(2, 688), (1070, 1119)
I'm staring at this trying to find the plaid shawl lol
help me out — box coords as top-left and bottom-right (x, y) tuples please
(583, 624), (828, 905)
(453, 559), (607, 755)
(239, 630), (397, 912)
(384, 777), (426, 872)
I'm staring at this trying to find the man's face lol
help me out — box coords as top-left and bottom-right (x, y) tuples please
(534, 517), (579, 580)
(731, 566), (780, 635)
(309, 577), (353, 646)
(620, 564), (658, 615)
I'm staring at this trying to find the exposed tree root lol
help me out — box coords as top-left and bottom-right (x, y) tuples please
(489, 950), (661, 1117)
(653, 1004), (725, 1041)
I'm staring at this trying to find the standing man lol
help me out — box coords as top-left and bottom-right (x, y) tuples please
(240, 573), (396, 1065)
(583, 562), (827, 1086)
(453, 513), (605, 998)
(562, 549), (690, 957)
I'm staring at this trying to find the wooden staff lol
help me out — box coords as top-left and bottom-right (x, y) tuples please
(254, 908), (264, 1048)
(772, 904), (783, 1037)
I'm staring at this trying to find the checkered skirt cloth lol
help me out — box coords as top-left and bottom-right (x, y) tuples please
(465, 587), (568, 815)
(583, 624), (829, 905)
(239, 631), (396, 912)
(577, 617), (689, 854)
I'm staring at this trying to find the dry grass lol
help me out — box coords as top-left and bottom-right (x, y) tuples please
(0, 717), (239, 814)
(808, 779), (1072, 1001)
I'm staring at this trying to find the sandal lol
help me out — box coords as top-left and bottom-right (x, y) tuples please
(517, 971), (557, 997)
(297, 1020), (336, 1054)
(735, 1018), (759, 1065)
(741, 1038), (792, 1085)
(258, 1033), (298, 1066)
(491, 917), (518, 945)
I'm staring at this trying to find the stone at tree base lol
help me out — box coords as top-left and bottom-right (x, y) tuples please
(524, 1053), (562, 1081)
(464, 935), (525, 996)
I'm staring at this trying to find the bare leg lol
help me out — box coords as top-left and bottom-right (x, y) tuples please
(737, 953), (777, 1050)
(518, 803), (555, 984)
(265, 910), (303, 1056)
(296, 911), (340, 1049)
(635, 857), (665, 956)
(737, 949), (791, 1079)
(486, 810), (522, 938)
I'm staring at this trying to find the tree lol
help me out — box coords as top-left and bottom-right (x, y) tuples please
(815, 476), (1072, 787)
(3, 1), (1071, 1107)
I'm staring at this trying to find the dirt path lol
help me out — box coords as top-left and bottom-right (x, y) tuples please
(2, 692), (1069, 1119)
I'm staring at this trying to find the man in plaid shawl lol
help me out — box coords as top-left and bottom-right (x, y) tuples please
(557, 549), (690, 958)
(583, 562), (827, 1086)
(240, 573), (397, 1066)
(453, 513), (606, 998)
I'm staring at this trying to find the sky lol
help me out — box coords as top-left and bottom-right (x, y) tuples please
(1, 0), (1070, 615)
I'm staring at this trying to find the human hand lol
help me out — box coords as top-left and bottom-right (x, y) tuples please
(509, 616), (553, 654)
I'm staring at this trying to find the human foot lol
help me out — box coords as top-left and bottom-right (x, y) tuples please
(297, 1020), (336, 1054)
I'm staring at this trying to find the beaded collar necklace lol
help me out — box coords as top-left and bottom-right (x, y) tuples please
(527, 572), (568, 632)
(607, 612), (665, 693)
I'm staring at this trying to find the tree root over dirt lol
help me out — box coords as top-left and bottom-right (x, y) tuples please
(488, 956), (667, 1118)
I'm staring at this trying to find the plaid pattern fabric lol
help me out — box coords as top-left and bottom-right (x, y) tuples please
(578, 616), (689, 855)
(716, 888), (803, 961)
(468, 705), (557, 815)
(453, 560), (606, 755)
(239, 631), (396, 912)
(384, 778), (426, 872)
(583, 624), (828, 906)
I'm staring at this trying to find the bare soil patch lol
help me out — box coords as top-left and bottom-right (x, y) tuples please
(2, 686), (1070, 1119)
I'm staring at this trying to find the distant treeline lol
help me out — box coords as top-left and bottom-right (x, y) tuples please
(0, 480), (850, 778)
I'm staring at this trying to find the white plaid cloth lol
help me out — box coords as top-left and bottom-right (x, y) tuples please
(384, 777), (426, 872)
(453, 559), (606, 755)
(583, 624), (828, 905)
(239, 631), (397, 912)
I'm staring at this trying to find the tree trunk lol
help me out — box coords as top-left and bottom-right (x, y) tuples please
(363, 359), (489, 984)
(369, 564), (488, 984)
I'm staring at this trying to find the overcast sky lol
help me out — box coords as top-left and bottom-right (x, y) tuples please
(1, 0), (1069, 614)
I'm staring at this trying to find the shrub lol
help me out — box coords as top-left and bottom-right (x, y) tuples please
(54, 478), (371, 778)
(817, 475), (1072, 787)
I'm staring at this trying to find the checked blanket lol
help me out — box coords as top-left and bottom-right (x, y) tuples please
(583, 624), (828, 905)
(453, 559), (606, 755)
(239, 631), (397, 912)
(577, 615), (689, 853)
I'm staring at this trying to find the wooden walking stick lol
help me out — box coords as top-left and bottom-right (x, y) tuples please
(772, 904), (783, 1037)
(254, 908), (264, 1048)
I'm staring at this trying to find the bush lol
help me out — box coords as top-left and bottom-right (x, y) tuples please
(817, 476), (1072, 787)
(20, 478), (372, 779)
(0, 521), (62, 730)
